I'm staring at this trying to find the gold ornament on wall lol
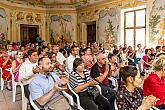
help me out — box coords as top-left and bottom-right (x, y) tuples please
(26, 13), (33, 23)
(35, 14), (41, 23)
(16, 12), (24, 21)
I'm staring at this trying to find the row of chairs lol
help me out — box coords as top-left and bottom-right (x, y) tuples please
(0, 67), (160, 110)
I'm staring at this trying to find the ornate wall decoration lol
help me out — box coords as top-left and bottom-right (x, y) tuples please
(149, 0), (165, 46)
(0, 8), (7, 45)
(26, 13), (34, 23)
(16, 12), (24, 21)
(4, 0), (109, 9)
(78, 9), (99, 22)
(35, 14), (41, 23)
(77, 0), (146, 45)
(50, 15), (74, 44)
(98, 8), (119, 46)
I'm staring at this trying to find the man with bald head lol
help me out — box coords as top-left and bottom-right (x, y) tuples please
(90, 53), (116, 110)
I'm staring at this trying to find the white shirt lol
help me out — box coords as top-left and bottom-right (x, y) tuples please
(65, 54), (79, 73)
(56, 52), (66, 65)
(7, 50), (15, 58)
(19, 59), (38, 85)
(136, 49), (143, 58)
(121, 53), (127, 61)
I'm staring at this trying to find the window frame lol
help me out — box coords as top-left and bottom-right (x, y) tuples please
(124, 8), (146, 49)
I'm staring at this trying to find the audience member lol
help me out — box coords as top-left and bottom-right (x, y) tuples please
(19, 49), (38, 99)
(69, 58), (110, 110)
(29, 57), (74, 109)
(11, 50), (24, 81)
(142, 49), (153, 70)
(82, 47), (95, 70)
(52, 45), (66, 65)
(90, 53), (116, 110)
(0, 50), (13, 90)
(65, 46), (80, 73)
(143, 55), (165, 109)
(117, 66), (158, 110)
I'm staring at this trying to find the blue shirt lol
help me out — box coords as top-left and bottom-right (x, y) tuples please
(29, 72), (61, 100)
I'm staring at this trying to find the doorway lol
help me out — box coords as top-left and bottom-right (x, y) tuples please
(20, 24), (39, 46)
(87, 21), (96, 44)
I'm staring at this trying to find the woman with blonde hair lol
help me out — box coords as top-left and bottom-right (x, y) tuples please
(143, 55), (165, 109)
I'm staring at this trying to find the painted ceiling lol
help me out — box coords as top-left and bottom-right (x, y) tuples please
(4, 0), (111, 8)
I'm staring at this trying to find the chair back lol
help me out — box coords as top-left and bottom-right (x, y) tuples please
(19, 81), (28, 110)
(0, 68), (2, 79)
(29, 94), (40, 110)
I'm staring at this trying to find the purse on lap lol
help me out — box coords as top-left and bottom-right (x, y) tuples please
(88, 86), (100, 100)
(44, 95), (71, 110)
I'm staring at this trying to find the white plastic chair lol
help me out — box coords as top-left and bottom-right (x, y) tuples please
(108, 77), (118, 91)
(150, 106), (160, 110)
(29, 94), (40, 110)
(67, 83), (84, 110)
(29, 91), (74, 110)
(9, 68), (21, 102)
(0, 67), (4, 90)
(67, 83), (102, 110)
(62, 91), (74, 106)
(19, 81), (28, 110)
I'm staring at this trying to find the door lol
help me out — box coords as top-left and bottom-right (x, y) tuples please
(87, 21), (96, 44)
(20, 24), (39, 46)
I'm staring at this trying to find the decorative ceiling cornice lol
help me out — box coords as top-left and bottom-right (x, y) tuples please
(3, 0), (108, 8)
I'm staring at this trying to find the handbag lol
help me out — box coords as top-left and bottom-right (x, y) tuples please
(44, 74), (71, 110)
(44, 95), (71, 110)
(88, 86), (100, 100)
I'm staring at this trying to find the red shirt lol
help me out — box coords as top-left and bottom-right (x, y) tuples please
(143, 73), (165, 106)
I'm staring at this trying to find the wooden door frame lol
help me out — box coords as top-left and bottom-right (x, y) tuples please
(81, 20), (98, 44)
(20, 24), (39, 45)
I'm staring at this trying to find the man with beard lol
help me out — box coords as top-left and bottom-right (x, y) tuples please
(29, 57), (73, 109)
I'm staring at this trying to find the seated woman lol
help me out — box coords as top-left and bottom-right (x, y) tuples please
(12, 50), (24, 81)
(142, 49), (153, 70)
(82, 47), (95, 71)
(143, 55), (165, 109)
(69, 58), (110, 110)
(116, 66), (158, 110)
(0, 50), (13, 90)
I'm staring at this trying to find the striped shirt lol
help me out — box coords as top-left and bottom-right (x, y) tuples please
(69, 71), (90, 92)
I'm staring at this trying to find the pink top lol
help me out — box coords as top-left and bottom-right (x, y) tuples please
(14, 60), (20, 81)
(82, 55), (95, 70)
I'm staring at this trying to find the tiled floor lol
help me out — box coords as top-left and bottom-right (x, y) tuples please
(0, 86), (22, 110)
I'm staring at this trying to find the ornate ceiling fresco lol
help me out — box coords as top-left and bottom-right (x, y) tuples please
(4, 0), (110, 8)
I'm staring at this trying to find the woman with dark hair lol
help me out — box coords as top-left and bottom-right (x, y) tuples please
(143, 55), (165, 109)
(69, 58), (110, 110)
(142, 48), (153, 70)
(116, 66), (158, 110)
(0, 50), (13, 90)
(82, 47), (95, 70)
(12, 50), (24, 81)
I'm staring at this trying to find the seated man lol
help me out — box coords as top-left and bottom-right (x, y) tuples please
(29, 57), (74, 109)
(90, 53), (116, 110)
